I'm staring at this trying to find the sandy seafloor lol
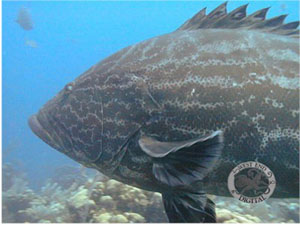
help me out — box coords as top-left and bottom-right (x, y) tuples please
(3, 163), (299, 223)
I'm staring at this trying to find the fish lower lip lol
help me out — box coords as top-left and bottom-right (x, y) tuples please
(28, 114), (51, 143)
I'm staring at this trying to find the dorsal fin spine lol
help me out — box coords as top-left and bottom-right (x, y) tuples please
(177, 7), (206, 31)
(176, 2), (299, 38)
(249, 7), (270, 21)
(229, 3), (248, 20)
(210, 4), (249, 28)
(279, 21), (300, 30)
(207, 1), (227, 19)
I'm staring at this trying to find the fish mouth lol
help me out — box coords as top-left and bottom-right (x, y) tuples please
(28, 113), (78, 161)
(28, 114), (53, 146)
(28, 113), (63, 152)
(29, 111), (103, 164)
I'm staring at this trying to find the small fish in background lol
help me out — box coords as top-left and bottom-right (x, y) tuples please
(25, 39), (38, 48)
(280, 3), (287, 12)
(16, 7), (33, 31)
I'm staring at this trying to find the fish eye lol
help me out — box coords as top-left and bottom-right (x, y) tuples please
(64, 83), (73, 93)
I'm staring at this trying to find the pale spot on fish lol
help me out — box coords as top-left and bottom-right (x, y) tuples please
(241, 111), (248, 116)
(191, 88), (195, 96)
(248, 95), (256, 103)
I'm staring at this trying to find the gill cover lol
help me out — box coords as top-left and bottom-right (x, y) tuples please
(59, 82), (104, 164)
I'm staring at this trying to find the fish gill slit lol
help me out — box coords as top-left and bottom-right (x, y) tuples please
(146, 87), (162, 110)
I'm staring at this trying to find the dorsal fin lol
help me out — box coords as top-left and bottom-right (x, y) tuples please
(177, 2), (299, 38)
(227, 4), (248, 21)
(279, 21), (300, 30)
(197, 2), (228, 28)
(207, 2), (227, 20)
(250, 14), (287, 29)
(270, 21), (299, 37)
(178, 8), (206, 30)
(248, 7), (270, 21)
(209, 4), (248, 28)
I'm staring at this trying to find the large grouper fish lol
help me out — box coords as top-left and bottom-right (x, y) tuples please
(28, 2), (299, 223)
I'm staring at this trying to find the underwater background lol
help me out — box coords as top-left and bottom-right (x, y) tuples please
(2, 1), (299, 223)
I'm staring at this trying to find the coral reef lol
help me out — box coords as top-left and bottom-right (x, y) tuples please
(49, 165), (88, 189)
(2, 164), (167, 223)
(2, 163), (299, 223)
(2, 162), (25, 192)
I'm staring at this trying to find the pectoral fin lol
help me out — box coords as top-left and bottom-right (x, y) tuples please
(162, 190), (216, 222)
(139, 131), (224, 187)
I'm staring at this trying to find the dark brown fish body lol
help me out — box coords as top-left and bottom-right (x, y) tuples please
(75, 28), (299, 198)
(29, 3), (299, 222)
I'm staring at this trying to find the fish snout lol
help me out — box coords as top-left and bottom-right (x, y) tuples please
(28, 113), (60, 151)
(28, 114), (51, 144)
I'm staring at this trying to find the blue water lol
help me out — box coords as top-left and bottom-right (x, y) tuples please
(2, 1), (299, 189)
